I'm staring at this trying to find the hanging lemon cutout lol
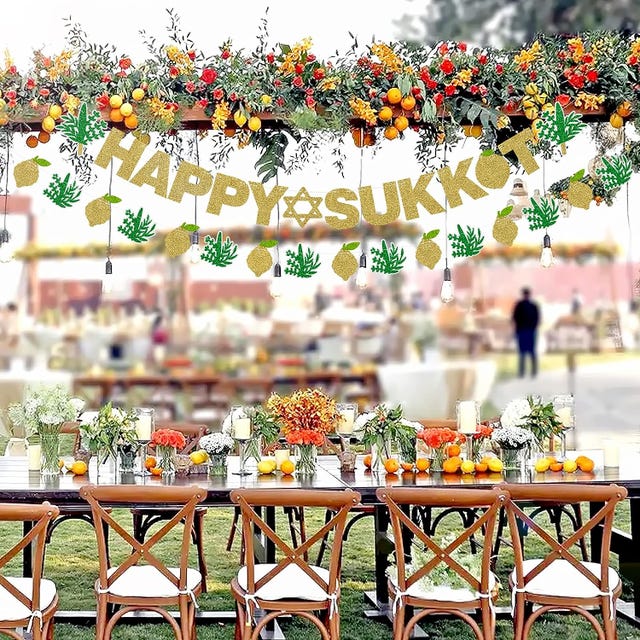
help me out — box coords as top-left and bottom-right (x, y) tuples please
(492, 205), (519, 245)
(165, 223), (198, 257)
(246, 240), (277, 277)
(415, 230), (441, 269)
(332, 242), (360, 280)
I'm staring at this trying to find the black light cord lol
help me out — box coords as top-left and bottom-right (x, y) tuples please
(2, 130), (9, 234)
(275, 171), (281, 265)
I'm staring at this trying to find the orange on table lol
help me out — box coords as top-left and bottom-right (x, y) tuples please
(384, 458), (400, 474)
(563, 459), (578, 473)
(377, 106), (393, 121)
(400, 95), (416, 111)
(150, 466), (163, 476)
(145, 456), (157, 471)
(415, 458), (431, 472)
(70, 461), (88, 476)
(394, 115), (409, 132)
(447, 444), (461, 458)
(576, 456), (594, 472)
(400, 462), (414, 472)
(363, 454), (372, 469)
(487, 458), (503, 473)
(442, 457), (461, 473)
(474, 462), (488, 473)
(549, 462), (564, 472)
(280, 460), (295, 475)
(386, 87), (402, 104)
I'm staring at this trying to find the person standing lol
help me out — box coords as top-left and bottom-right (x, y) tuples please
(512, 287), (540, 378)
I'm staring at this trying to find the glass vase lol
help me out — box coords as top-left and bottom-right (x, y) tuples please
(371, 437), (392, 474)
(500, 446), (528, 473)
(428, 446), (447, 472)
(296, 444), (317, 476)
(208, 454), (228, 476)
(40, 432), (61, 476)
(242, 435), (263, 468)
(156, 445), (177, 478)
(118, 444), (137, 474)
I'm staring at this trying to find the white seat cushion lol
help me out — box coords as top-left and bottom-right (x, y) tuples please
(104, 565), (201, 598)
(390, 571), (498, 603)
(0, 578), (57, 621)
(237, 564), (331, 601)
(510, 559), (620, 599)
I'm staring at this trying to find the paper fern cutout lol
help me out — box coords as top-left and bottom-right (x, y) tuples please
(43, 173), (82, 208)
(58, 103), (107, 155)
(117, 208), (156, 243)
(284, 244), (321, 278)
(537, 101), (586, 154)
(596, 154), (632, 190)
(371, 240), (406, 274)
(202, 231), (238, 267)
(448, 225), (484, 258)
(523, 196), (560, 231)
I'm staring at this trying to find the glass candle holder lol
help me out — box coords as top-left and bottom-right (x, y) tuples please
(134, 407), (155, 476)
(337, 403), (357, 436)
(456, 400), (479, 461)
(553, 394), (575, 451)
(231, 408), (252, 476)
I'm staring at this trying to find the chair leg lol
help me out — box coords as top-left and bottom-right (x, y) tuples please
(227, 506), (240, 551)
(570, 503), (589, 562)
(192, 510), (208, 592)
(316, 509), (334, 566)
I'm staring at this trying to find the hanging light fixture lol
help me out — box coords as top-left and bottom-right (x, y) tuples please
(355, 127), (368, 290)
(0, 134), (14, 264)
(540, 233), (553, 268)
(189, 131), (202, 265)
(102, 160), (114, 294)
(440, 144), (454, 304)
(270, 171), (283, 299)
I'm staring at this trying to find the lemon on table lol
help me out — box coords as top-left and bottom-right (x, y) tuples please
(487, 458), (503, 473)
(460, 460), (475, 474)
(189, 450), (208, 465)
(534, 458), (551, 473)
(257, 460), (275, 475)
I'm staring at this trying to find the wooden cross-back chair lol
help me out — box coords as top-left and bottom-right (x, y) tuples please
(503, 483), (627, 640)
(80, 484), (207, 640)
(230, 488), (361, 640)
(0, 502), (59, 640)
(376, 487), (508, 640)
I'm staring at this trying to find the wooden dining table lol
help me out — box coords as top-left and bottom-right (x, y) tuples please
(1, 455), (639, 629)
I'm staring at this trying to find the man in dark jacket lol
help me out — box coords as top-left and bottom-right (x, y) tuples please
(512, 287), (540, 378)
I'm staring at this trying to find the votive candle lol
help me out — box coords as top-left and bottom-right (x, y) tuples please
(28, 443), (41, 471)
(457, 401), (478, 434)
(603, 439), (619, 468)
(234, 417), (251, 440)
(556, 407), (573, 429)
(135, 412), (153, 440)
(338, 406), (356, 435)
(274, 448), (290, 469)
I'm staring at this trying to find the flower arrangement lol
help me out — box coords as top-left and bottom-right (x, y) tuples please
(500, 396), (565, 452)
(7, 385), (84, 437)
(267, 388), (337, 447)
(199, 432), (234, 456)
(499, 398), (531, 430)
(491, 426), (535, 450)
(151, 428), (187, 450)
(416, 427), (464, 471)
(471, 423), (494, 460)
(78, 402), (138, 460)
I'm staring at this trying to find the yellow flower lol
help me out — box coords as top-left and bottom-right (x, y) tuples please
(567, 37), (585, 63)
(318, 76), (340, 91)
(514, 40), (542, 68)
(627, 38), (640, 63)
(164, 44), (194, 74)
(348, 98), (377, 126)
(371, 42), (403, 74)
(211, 100), (231, 129)
(63, 93), (81, 115)
(148, 97), (175, 125)
(47, 50), (73, 81)
(3, 50), (13, 73)
(452, 68), (473, 88)
(260, 94), (272, 105)
(573, 92), (604, 110)
(278, 37), (313, 75)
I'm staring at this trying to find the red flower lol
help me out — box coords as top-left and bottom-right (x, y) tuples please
(295, 63), (304, 74)
(630, 55), (638, 65)
(116, 71), (127, 78)
(568, 73), (585, 89)
(495, 64), (504, 74)
(274, 78), (282, 87)
(586, 69), (598, 83)
(470, 84), (479, 94)
(583, 53), (594, 64)
(440, 58), (455, 74)
(185, 81), (196, 93)
(169, 66), (180, 78)
(8, 65), (17, 75)
(292, 75), (304, 88)
(427, 79), (438, 90)
(118, 57), (132, 70)
(305, 96), (316, 108)
(478, 54), (488, 65)
(101, 74), (111, 83)
(96, 93), (110, 110)
(313, 67), (325, 80)
(221, 49), (231, 60)
(213, 87), (224, 101)
(438, 43), (449, 56)
(187, 50), (196, 61)
(275, 96), (285, 107)
(26, 78), (35, 90)
(307, 54), (316, 63)
(36, 88), (47, 98)
(266, 52), (275, 64)
(200, 68), (218, 84)
(444, 84), (456, 96)
(556, 94), (571, 106)
(197, 98), (208, 108)
(529, 70), (537, 80)
(458, 42), (467, 52)
(434, 92), (444, 107)
(151, 428), (187, 450)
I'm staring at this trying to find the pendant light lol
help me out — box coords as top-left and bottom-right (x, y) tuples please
(269, 171), (283, 299)
(440, 144), (454, 303)
(188, 131), (202, 264)
(538, 159), (553, 268)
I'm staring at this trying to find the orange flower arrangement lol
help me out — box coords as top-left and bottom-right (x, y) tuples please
(267, 388), (338, 447)
(151, 428), (186, 450)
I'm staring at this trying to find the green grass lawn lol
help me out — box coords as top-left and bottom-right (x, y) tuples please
(2, 498), (635, 639)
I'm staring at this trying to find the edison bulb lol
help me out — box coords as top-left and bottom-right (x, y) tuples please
(0, 242), (13, 263)
(189, 242), (202, 264)
(269, 275), (284, 298)
(540, 246), (553, 268)
(102, 272), (114, 294)
(356, 266), (367, 289)
(440, 279), (455, 303)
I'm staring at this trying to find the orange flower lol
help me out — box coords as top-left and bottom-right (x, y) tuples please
(151, 428), (186, 450)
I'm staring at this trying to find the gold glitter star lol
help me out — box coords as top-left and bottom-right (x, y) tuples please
(282, 187), (323, 228)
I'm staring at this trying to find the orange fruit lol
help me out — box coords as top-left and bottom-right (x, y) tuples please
(447, 455), (462, 468)
(145, 456), (157, 471)
(442, 457), (461, 473)
(460, 460), (475, 474)
(378, 106), (393, 121)
(119, 102), (133, 117)
(280, 460), (295, 475)
(37, 131), (50, 144)
(384, 458), (400, 474)
(26, 135), (38, 148)
(70, 461), (88, 475)
(549, 462), (564, 472)
(363, 454), (372, 469)
(577, 457), (595, 472)
(563, 459), (578, 473)
(609, 113), (624, 128)
(110, 108), (124, 123)
(616, 101), (632, 117)
(400, 462), (414, 472)
(446, 444), (461, 458)
(384, 125), (399, 140)
(401, 95), (416, 111)
(474, 462), (488, 473)
(124, 113), (138, 129)
(150, 466), (163, 476)
(386, 87), (402, 104)
(534, 458), (551, 473)
(415, 458), (431, 472)
(394, 115), (409, 131)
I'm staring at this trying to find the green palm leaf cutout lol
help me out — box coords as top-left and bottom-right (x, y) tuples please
(284, 243), (321, 278)
(117, 208), (156, 243)
(537, 101), (586, 154)
(202, 231), (238, 267)
(58, 103), (108, 155)
(596, 154), (632, 190)
(448, 225), (484, 258)
(43, 173), (82, 208)
(371, 240), (406, 274)
(523, 196), (560, 231)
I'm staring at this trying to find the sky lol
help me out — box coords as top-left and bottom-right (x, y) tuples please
(2, 1), (639, 302)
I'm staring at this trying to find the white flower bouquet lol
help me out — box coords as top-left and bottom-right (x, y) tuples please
(491, 425), (535, 450)
(199, 432), (234, 456)
(499, 398), (531, 430)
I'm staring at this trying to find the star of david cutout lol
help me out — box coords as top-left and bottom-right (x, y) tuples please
(282, 187), (323, 228)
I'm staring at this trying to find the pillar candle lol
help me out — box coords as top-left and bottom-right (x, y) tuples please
(28, 444), (41, 471)
(274, 449), (290, 470)
(556, 407), (573, 429)
(135, 414), (153, 440)
(338, 408), (356, 435)
(234, 417), (251, 440)
(603, 439), (619, 468)
(457, 401), (478, 434)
